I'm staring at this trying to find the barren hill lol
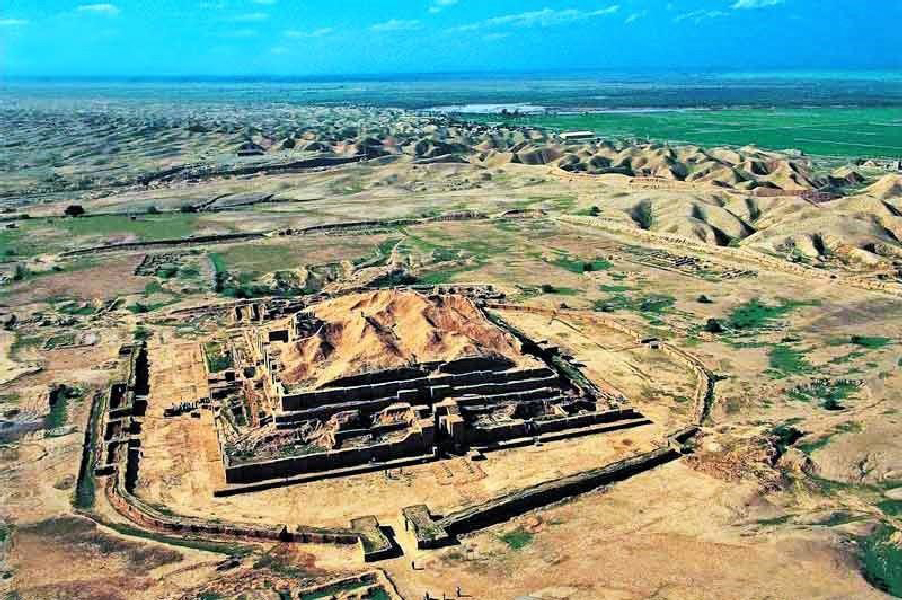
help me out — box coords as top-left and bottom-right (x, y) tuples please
(472, 141), (818, 191)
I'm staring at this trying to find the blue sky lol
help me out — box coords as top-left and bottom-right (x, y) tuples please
(0, 0), (900, 77)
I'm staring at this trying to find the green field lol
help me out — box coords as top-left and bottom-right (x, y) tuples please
(1, 214), (204, 261)
(475, 108), (902, 158)
(55, 214), (200, 240)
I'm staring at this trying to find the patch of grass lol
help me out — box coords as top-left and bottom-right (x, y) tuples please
(798, 421), (862, 454)
(431, 248), (462, 263)
(143, 280), (164, 295)
(859, 524), (902, 597)
(10, 333), (42, 357)
(0, 225), (42, 262)
(204, 341), (233, 372)
(0, 393), (21, 405)
(74, 393), (102, 510)
(154, 265), (178, 278)
(302, 583), (386, 600)
(829, 349), (869, 365)
(54, 214), (200, 241)
(126, 297), (179, 313)
(593, 293), (675, 322)
(208, 252), (227, 273)
(767, 345), (814, 377)
(494, 219), (521, 233)
(851, 335), (893, 350)
(727, 298), (816, 332)
(550, 253), (611, 273)
(102, 520), (251, 557)
(178, 265), (200, 279)
(499, 527), (534, 550)
(44, 388), (72, 430)
(878, 500), (902, 517)
(366, 238), (400, 267)
(18, 517), (184, 574)
(789, 380), (860, 409)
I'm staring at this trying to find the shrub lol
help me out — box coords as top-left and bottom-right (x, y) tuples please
(632, 199), (655, 230)
(704, 319), (724, 333)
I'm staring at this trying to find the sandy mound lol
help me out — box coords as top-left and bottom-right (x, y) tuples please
(866, 174), (902, 199)
(744, 210), (900, 264)
(472, 141), (816, 190)
(279, 290), (533, 387)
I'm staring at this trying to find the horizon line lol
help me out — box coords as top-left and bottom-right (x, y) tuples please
(2, 67), (902, 83)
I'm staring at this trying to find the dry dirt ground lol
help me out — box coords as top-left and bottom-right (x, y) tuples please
(385, 460), (884, 600)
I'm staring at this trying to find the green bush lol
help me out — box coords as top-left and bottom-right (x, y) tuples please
(499, 527), (534, 550)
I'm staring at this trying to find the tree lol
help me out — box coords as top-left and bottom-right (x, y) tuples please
(704, 319), (724, 334)
(64, 205), (85, 217)
(632, 199), (654, 230)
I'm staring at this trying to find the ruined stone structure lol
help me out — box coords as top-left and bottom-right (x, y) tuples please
(92, 345), (397, 562)
(210, 291), (648, 489)
(95, 342), (148, 489)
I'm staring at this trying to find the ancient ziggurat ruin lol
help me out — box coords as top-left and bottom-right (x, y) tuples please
(216, 290), (643, 489)
(94, 286), (700, 560)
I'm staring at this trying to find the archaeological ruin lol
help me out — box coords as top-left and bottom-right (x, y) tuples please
(198, 289), (650, 491)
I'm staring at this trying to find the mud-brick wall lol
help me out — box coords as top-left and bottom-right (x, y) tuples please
(453, 374), (559, 397)
(279, 378), (422, 411)
(465, 421), (530, 445)
(275, 397), (402, 426)
(279, 367), (558, 412)
(532, 408), (643, 435)
(224, 430), (429, 484)
(440, 446), (679, 536)
(292, 528), (359, 544)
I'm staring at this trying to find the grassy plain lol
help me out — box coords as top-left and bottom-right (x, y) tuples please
(478, 107), (902, 157)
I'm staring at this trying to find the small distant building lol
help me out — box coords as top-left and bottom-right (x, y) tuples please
(559, 130), (604, 146)
(236, 142), (265, 157)
(560, 130), (597, 142)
